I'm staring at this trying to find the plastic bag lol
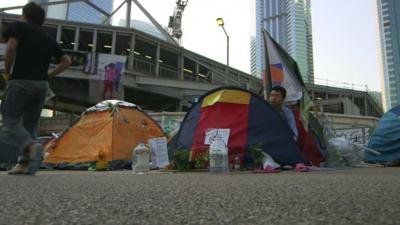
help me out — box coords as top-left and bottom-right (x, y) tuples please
(325, 136), (365, 167)
(261, 152), (280, 169)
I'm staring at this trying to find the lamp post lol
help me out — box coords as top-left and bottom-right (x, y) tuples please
(216, 17), (229, 77)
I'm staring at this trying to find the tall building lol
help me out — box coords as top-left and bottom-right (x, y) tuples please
(377, 0), (400, 110)
(250, 36), (258, 76)
(252, 0), (314, 83)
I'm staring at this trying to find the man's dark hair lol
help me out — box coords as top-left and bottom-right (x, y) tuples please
(23, 2), (45, 26)
(271, 86), (287, 98)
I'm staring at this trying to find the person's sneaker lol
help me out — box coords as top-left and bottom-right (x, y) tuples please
(8, 163), (29, 175)
(8, 154), (30, 175)
(9, 144), (44, 175)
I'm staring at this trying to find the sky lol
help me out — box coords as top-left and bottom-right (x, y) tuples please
(0, 0), (382, 91)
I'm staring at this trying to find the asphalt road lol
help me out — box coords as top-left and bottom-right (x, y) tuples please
(0, 168), (399, 225)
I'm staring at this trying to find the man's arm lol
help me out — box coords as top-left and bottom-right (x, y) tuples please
(48, 54), (71, 78)
(4, 37), (18, 76)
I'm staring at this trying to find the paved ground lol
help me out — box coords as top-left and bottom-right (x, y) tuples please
(0, 168), (399, 225)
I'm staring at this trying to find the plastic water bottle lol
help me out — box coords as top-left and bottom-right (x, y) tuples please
(95, 149), (108, 171)
(132, 141), (150, 174)
(234, 154), (241, 170)
(209, 135), (229, 174)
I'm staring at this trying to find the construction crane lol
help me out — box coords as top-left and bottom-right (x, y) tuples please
(168, 0), (189, 45)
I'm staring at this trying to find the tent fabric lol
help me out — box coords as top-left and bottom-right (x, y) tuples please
(85, 100), (139, 113)
(201, 89), (251, 107)
(175, 87), (307, 166)
(292, 109), (324, 166)
(43, 100), (165, 169)
(366, 105), (400, 163)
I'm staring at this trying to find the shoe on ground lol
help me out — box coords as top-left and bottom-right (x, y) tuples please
(8, 144), (44, 175)
(8, 163), (29, 175)
(295, 163), (310, 172)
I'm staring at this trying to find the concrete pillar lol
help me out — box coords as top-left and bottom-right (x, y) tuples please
(155, 43), (160, 77)
(128, 34), (136, 70)
(111, 31), (116, 55)
(73, 27), (79, 51)
(195, 63), (199, 81)
(364, 96), (368, 116)
(176, 100), (183, 112)
(178, 54), (184, 80)
(56, 25), (62, 43)
(92, 29), (97, 53)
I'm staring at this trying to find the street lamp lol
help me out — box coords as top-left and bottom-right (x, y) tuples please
(216, 17), (229, 75)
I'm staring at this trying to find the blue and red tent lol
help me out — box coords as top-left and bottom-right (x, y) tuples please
(175, 87), (307, 166)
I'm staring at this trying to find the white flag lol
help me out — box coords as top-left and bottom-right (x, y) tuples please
(263, 30), (303, 103)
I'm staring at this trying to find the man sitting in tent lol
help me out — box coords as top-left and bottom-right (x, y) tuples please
(269, 86), (298, 141)
(268, 86), (309, 171)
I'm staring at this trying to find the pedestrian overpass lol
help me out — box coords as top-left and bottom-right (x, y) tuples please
(0, 13), (262, 113)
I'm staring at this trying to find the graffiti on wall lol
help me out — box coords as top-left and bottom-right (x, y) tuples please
(335, 127), (371, 149)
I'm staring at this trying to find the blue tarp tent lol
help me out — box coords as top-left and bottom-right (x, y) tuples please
(366, 105), (400, 163)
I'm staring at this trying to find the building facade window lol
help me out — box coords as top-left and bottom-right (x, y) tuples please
(78, 29), (94, 52)
(60, 27), (76, 50)
(96, 31), (112, 54)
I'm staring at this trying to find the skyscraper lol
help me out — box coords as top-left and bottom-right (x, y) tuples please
(377, 0), (400, 110)
(252, 0), (314, 83)
(250, 36), (258, 76)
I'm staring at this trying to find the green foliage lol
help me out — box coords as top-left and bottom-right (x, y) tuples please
(194, 152), (209, 169)
(173, 150), (190, 171)
(250, 143), (264, 169)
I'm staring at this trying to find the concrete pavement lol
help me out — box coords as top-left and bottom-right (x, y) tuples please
(0, 168), (399, 225)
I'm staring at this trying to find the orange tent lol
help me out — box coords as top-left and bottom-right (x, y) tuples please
(43, 100), (165, 169)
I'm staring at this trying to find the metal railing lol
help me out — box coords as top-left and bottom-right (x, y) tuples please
(133, 58), (155, 76)
(313, 78), (369, 92)
(128, 55), (260, 93)
(311, 77), (383, 114)
(159, 66), (178, 79)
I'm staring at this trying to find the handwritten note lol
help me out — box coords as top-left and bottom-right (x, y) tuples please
(149, 137), (170, 168)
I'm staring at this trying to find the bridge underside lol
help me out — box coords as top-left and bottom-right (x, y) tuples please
(45, 76), (195, 113)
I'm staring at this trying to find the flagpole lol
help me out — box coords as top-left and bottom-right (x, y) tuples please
(262, 30), (272, 101)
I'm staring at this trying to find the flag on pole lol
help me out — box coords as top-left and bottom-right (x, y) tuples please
(262, 29), (315, 128)
(262, 29), (303, 103)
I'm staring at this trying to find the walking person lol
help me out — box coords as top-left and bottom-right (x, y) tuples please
(1, 2), (71, 175)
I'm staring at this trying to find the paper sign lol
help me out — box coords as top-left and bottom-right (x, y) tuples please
(204, 128), (230, 145)
(149, 137), (169, 168)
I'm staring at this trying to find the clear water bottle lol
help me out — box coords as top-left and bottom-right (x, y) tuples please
(132, 141), (150, 174)
(234, 154), (241, 170)
(209, 135), (229, 174)
(96, 149), (108, 171)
